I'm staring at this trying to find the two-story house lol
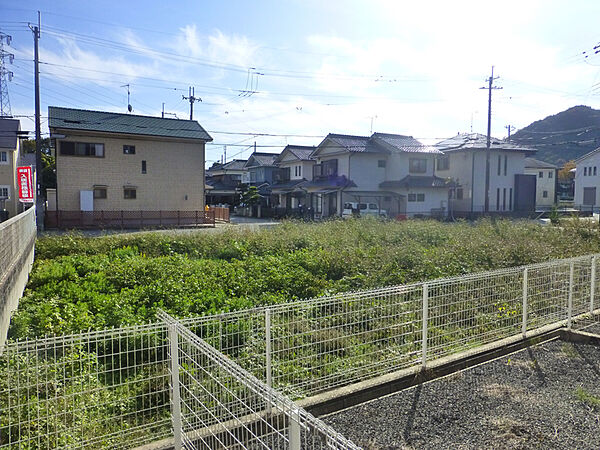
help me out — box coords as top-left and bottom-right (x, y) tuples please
(524, 157), (557, 210)
(574, 147), (600, 211)
(242, 152), (279, 205)
(435, 133), (537, 215)
(48, 106), (212, 227)
(305, 132), (450, 218)
(271, 145), (315, 212)
(205, 159), (247, 207)
(0, 118), (23, 220)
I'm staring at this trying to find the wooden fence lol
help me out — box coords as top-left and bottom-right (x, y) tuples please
(45, 209), (216, 229)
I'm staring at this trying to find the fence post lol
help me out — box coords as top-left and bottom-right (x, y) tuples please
(289, 409), (301, 450)
(568, 261), (574, 329)
(522, 268), (528, 337)
(265, 308), (272, 414)
(591, 256), (596, 315)
(168, 324), (183, 450)
(422, 283), (428, 368)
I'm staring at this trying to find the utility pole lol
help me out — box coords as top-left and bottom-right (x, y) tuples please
(182, 86), (201, 120)
(29, 12), (43, 230)
(0, 32), (14, 117)
(223, 145), (227, 163)
(161, 102), (165, 118)
(480, 66), (502, 213)
(505, 124), (515, 141)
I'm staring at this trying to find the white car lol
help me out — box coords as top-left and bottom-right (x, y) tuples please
(342, 202), (387, 218)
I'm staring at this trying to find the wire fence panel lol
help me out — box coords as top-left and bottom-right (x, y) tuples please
(160, 311), (361, 450)
(2, 253), (600, 448)
(0, 324), (171, 449)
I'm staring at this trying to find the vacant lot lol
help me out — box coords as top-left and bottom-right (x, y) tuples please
(325, 338), (600, 449)
(10, 218), (600, 339)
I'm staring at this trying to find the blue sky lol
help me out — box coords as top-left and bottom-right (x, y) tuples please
(2, 0), (600, 165)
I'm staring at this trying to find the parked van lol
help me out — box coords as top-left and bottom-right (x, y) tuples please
(342, 202), (387, 218)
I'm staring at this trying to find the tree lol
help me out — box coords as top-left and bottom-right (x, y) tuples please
(21, 139), (56, 196)
(558, 160), (576, 182)
(240, 185), (261, 206)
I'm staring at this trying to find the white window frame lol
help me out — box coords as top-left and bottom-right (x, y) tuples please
(0, 185), (10, 199)
(0, 151), (8, 165)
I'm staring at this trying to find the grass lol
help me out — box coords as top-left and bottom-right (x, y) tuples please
(4, 216), (600, 448)
(10, 217), (600, 339)
(575, 386), (600, 410)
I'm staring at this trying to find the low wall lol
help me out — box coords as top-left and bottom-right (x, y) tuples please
(0, 207), (36, 350)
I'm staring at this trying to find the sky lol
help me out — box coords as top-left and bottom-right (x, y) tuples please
(2, 0), (600, 166)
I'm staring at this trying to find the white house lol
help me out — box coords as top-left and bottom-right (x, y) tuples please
(305, 132), (452, 218)
(574, 147), (600, 210)
(435, 133), (537, 215)
(271, 145), (315, 211)
(524, 157), (557, 210)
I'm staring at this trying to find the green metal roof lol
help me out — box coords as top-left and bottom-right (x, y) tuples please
(48, 106), (212, 141)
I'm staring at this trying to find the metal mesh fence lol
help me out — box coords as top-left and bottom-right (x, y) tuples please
(1, 252), (600, 448)
(0, 324), (171, 449)
(160, 311), (360, 450)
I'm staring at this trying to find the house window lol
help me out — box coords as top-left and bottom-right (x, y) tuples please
(437, 156), (449, 170)
(384, 196), (391, 202)
(503, 188), (506, 211)
(584, 167), (588, 176)
(543, 190), (548, 198)
(0, 151), (7, 164)
(298, 165), (302, 177)
(408, 193), (425, 202)
(595, 167), (598, 176)
(124, 187), (137, 199)
(250, 171), (256, 182)
(93, 186), (107, 199)
(123, 145), (136, 154)
(417, 193), (425, 202)
(60, 141), (104, 157)
(378, 159), (386, 168)
(539, 171), (543, 178)
(549, 171), (553, 179)
(497, 155), (501, 176)
(322, 159), (338, 176)
(0, 186), (9, 198)
(142, 160), (147, 174)
(409, 158), (427, 174)
(504, 155), (507, 176)
(496, 188), (500, 211)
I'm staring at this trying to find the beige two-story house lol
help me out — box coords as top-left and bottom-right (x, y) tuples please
(0, 118), (22, 219)
(48, 107), (212, 226)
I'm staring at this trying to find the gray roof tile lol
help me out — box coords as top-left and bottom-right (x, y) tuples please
(372, 133), (442, 154)
(48, 106), (212, 141)
(524, 157), (557, 169)
(0, 118), (20, 149)
(436, 133), (536, 153)
(380, 175), (456, 189)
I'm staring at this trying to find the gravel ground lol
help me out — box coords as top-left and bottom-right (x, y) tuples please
(324, 339), (600, 449)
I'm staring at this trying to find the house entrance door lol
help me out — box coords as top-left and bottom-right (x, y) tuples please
(583, 187), (596, 207)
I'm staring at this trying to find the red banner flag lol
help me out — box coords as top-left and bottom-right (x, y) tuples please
(17, 166), (34, 203)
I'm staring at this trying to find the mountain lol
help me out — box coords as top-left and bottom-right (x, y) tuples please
(510, 105), (600, 166)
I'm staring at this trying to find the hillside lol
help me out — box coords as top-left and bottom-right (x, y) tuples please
(511, 105), (600, 166)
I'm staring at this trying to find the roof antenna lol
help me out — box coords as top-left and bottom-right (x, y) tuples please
(121, 84), (132, 113)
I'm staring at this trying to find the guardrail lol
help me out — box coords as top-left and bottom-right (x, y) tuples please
(1, 252), (599, 448)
